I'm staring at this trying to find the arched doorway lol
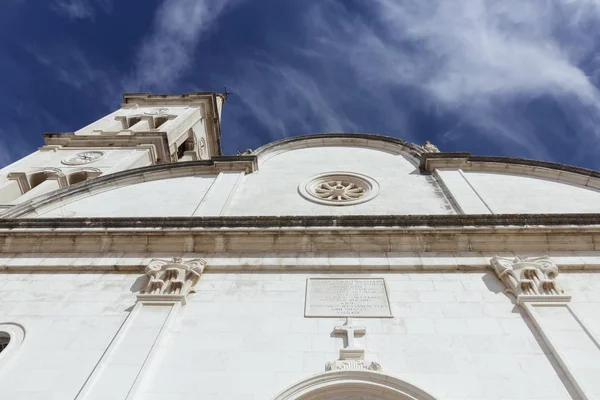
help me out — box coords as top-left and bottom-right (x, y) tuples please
(273, 370), (438, 400)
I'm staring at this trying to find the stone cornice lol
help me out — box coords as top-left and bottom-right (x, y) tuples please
(253, 133), (424, 166)
(2, 213), (600, 229)
(1, 214), (600, 254)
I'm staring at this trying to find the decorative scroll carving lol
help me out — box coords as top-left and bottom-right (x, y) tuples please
(325, 360), (382, 372)
(137, 257), (206, 304)
(490, 256), (566, 301)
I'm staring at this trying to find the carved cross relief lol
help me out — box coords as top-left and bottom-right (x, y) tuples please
(334, 318), (366, 358)
(327, 318), (382, 372)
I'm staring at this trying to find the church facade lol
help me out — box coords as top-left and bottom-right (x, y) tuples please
(0, 92), (599, 399)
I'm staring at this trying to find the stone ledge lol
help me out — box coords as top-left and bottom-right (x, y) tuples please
(1, 227), (600, 254)
(421, 152), (600, 179)
(1, 252), (600, 271)
(2, 213), (600, 229)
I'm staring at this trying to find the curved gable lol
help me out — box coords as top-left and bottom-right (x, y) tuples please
(226, 136), (455, 216)
(254, 133), (423, 166)
(424, 153), (600, 214)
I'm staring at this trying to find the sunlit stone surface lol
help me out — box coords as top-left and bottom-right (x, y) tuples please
(0, 93), (599, 400)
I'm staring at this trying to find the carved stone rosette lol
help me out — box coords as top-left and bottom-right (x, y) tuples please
(490, 256), (569, 303)
(325, 360), (382, 372)
(137, 257), (206, 304)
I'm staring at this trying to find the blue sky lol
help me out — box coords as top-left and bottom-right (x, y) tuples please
(2, 0), (600, 169)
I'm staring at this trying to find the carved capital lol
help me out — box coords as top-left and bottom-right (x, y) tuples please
(490, 256), (570, 303)
(137, 257), (206, 305)
(325, 360), (382, 372)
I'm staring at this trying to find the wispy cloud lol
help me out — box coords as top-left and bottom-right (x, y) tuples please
(129, 0), (239, 90)
(226, 59), (358, 142)
(19, 0), (600, 167)
(298, 0), (600, 159)
(217, 0), (600, 162)
(51, 0), (112, 21)
(27, 45), (123, 108)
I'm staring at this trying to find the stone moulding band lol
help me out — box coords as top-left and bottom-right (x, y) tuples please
(1, 227), (600, 258)
(3, 213), (600, 228)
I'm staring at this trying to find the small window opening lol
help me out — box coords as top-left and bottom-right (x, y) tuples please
(154, 117), (169, 129)
(28, 172), (47, 190)
(67, 171), (88, 185)
(177, 142), (186, 160)
(0, 332), (9, 353)
(177, 137), (195, 160)
(127, 117), (141, 129)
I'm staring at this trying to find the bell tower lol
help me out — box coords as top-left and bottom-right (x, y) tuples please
(0, 91), (226, 210)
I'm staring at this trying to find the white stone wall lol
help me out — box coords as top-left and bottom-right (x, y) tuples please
(39, 175), (216, 218)
(0, 269), (598, 399)
(13, 144), (600, 217)
(462, 171), (600, 214)
(139, 271), (590, 400)
(154, 271), (598, 400)
(0, 272), (138, 399)
(226, 146), (454, 216)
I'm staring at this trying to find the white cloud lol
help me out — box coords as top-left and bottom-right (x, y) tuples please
(300, 0), (600, 159)
(52, 0), (111, 21)
(129, 0), (239, 90)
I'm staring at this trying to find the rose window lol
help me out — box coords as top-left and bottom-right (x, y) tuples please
(299, 172), (379, 206)
(314, 180), (365, 201)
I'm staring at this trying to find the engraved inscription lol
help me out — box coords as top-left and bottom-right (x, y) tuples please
(305, 278), (392, 318)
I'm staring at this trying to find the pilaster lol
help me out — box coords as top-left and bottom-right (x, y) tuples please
(491, 256), (600, 400)
(75, 257), (206, 400)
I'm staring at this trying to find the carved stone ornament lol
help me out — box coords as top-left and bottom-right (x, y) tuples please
(326, 318), (382, 372)
(325, 360), (383, 372)
(490, 256), (569, 302)
(137, 257), (206, 304)
(61, 151), (105, 165)
(422, 140), (440, 153)
(143, 107), (170, 115)
(299, 172), (380, 206)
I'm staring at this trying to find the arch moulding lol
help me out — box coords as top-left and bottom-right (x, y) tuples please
(273, 370), (438, 400)
(0, 322), (26, 376)
(253, 133), (424, 167)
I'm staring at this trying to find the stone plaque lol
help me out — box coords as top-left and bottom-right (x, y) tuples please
(305, 278), (392, 318)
